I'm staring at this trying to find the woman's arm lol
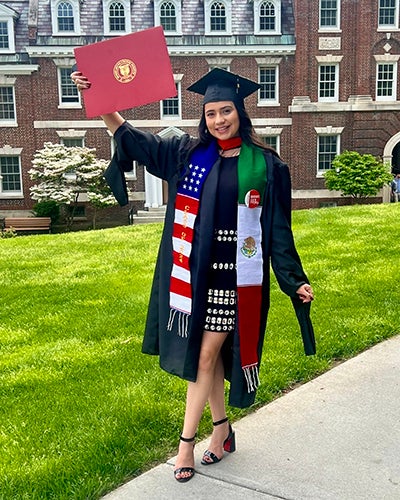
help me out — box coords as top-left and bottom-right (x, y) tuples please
(71, 71), (124, 134)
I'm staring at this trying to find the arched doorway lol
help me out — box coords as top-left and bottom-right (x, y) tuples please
(382, 133), (400, 202)
(392, 143), (400, 174)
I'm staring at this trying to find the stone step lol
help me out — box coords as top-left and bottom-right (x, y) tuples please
(131, 206), (166, 224)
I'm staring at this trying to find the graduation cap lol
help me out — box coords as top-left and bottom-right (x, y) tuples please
(187, 68), (260, 104)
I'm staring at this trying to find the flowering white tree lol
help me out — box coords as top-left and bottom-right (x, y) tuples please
(29, 143), (117, 230)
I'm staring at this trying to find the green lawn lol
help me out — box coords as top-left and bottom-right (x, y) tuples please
(0, 204), (399, 499)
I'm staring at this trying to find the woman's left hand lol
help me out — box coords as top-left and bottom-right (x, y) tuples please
(296, 284), (314, 303)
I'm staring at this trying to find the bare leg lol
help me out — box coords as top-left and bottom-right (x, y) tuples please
(202, 353), (230, 462)
(174, 331), (228, 480)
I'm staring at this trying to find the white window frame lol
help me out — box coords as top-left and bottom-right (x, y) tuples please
(319, 0), (341, 32)
(160, 77), (182, 119)
(0, 146), (23, 198)
(0, 76), (17, 126)
(256, 58), (281, 107)
(378, 0), (399, 30)
(57, 130), (86, 147)
(103, 0), (131, 36)
(0, 5), (18, 54)
(51, 0), (81, 36)
(318, 64), (339, 102)
(254, 0), (281, 35)
(255, 127), (282, 155)
(55, 60), (81, 109)
(315, 126), (343, 177)
(154, 0), (182, 35)
(375, 59), (398, 101)
(204, 0), (232, 35)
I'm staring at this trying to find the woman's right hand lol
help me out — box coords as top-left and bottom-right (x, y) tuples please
(71, 71), (91, 92)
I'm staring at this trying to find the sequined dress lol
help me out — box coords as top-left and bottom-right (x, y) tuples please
(204, 156), (238, 333)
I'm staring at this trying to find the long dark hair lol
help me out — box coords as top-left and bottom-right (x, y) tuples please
(186, 100), (278, 158)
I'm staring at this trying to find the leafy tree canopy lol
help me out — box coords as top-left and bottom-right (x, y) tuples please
(324, 150), (393, 199)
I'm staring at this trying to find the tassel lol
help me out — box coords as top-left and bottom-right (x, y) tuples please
(243, 364), (260, 393)
(167, 309), (177, 331)
(167, 309), (189, 338)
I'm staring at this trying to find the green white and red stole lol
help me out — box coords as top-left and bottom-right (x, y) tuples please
(236, 143), (266, 393)
(168, 140), (267, 394)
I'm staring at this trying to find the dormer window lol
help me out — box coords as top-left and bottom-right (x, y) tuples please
(103, 0), (131, 35)
(154, 0), (181, 35)
(254, 0), (281, 35)
(0, 4), (18, 54)
(205, 0), (232, 35)
(51, 0), (81, 36)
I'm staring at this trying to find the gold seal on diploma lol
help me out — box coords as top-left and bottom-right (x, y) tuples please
(113, 59), (137, 83)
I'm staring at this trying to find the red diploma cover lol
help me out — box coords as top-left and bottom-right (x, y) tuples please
(74, 27), (177, 118)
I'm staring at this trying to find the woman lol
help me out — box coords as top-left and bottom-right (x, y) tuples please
(71, 68), (315, 483)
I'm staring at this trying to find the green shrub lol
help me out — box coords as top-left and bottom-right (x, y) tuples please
(33, 200), (60, 224)
(0, 227), (17, 238)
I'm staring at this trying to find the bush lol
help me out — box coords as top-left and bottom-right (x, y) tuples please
(324, 150), (393, 199)
(0, 227), (17, 239)
(33, 200), (60, 224)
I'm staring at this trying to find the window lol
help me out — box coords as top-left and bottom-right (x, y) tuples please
(205, 0), (232, 35)
(264, 135), (278, 151)
(0, 86), (16, 123)
(318, 64), (339, 101)
(259, 67), (279, 104)
(255, 0), (281, 34)
(317, 135), (339, 173)
(103, 0), (130, 35)
(211, 2), (226, 31)
(376, 62), (397, 100)
(57, 129), (86, 147)
(58, 67), (80, 107)
(319, 0), (340, 31)
(161, 83), (180, 118)
(58, 2), (74, 31)
(154, 0), (181, 34)
(62, 138), (84, 147)
(378, 0), (398, 28)
(0, 4), (17, 54)
(0, 154), (22, 196)
(51, 0), (81, 35)
(160, 2), (176, 31)
(109, 2), (125, 32)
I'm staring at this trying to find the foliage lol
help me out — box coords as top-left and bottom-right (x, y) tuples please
(0, 227), (17, 238)
(29, 143), (117, 230)
(33, 199), (60, 224)
(324, 150), (393, 199)
(0, 205), (399, 498)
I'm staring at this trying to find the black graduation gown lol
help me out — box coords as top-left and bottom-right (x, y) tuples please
(106, 122), (315, 409)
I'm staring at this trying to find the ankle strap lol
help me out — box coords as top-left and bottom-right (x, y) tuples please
(180, 434), (196, 442)
(213, 417), (228, 426)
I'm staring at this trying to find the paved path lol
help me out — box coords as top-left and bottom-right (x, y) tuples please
(103, 335), (400, 500)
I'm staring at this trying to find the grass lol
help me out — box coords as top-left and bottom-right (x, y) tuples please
(0, 203), (399, 499)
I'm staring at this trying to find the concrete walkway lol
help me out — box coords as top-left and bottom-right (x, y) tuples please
(103, 335), (400, 500)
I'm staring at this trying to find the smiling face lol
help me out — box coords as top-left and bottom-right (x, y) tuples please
(204, 101), (240, 140)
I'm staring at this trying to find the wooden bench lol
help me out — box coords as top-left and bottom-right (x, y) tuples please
(3, 217), (51, 234)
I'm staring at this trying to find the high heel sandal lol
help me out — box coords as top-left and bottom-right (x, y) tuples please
(174, 434), (196, 483)
(201, 417), (236, 465)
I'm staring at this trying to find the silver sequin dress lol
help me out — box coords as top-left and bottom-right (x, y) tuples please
(204, 156), (238, 333)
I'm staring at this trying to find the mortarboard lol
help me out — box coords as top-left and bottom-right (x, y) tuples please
(187, 68), (260, 104)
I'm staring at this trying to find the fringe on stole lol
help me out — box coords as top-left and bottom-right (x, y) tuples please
(167, 309), (190, 338)
(243, 364), (260, 393)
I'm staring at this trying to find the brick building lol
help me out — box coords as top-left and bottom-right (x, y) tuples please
(0, 0), (398, 225)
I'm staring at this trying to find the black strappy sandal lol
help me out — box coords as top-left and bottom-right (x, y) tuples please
(174, 434), (196, 482)
(201, 417), (236, 465)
